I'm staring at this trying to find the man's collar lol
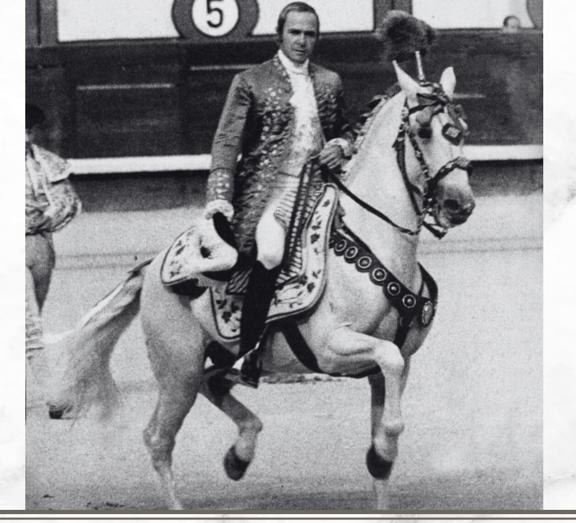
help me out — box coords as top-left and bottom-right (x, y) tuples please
(277, 50), (309, 76)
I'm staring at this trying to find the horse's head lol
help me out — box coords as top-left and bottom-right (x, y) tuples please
(393, 62), (475, 235)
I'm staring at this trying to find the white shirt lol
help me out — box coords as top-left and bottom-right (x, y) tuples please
(277, 50), (324, 176)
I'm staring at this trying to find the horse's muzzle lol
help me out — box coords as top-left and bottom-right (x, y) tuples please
(442, 199), (475, 225)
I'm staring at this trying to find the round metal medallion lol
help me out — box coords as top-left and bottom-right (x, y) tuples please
(345, 246), (359, 261)
(402, 294), (416, 309)
(371, 267), (387, 283)
(334, 239), (347, 254)
(356, 256), (372, 272)
(387, 282), (401, 297)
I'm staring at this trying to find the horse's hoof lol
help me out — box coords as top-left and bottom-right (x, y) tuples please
(48, 403), (75, 420)
(223, 446), (250, 481)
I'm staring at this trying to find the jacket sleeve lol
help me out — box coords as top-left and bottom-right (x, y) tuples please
(46, 178), (82, 232)
(28, 147), (82, 234)
(207, 73), (252, 203)
(37, 146), (71, 183)
(326, 76), (356, 158)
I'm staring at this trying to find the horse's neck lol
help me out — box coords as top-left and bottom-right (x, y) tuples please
(340, 93), (420, 277)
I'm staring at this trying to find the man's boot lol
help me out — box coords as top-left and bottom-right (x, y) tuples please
(239, 347), (263, 388)
(238, 261), (279, 388)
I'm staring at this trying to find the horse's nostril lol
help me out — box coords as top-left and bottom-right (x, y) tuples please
(444, 199), (461, 212)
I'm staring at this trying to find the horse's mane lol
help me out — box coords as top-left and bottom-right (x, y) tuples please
(341, 84), (402, 180)
(353, 84), (401, 149)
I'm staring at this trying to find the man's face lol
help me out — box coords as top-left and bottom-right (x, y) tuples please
(279, 11), (318, 64)
(504, 16), (520, 32)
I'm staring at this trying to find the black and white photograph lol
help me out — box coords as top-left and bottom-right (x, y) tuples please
(6, 0), (553, 513)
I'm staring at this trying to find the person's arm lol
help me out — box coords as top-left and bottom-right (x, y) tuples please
(331, 76), (356, 155)
(26, 147), (81, 234)
(26, 201), (53, 234)
(40, 149), (82, 231)
(319, 76), (356, 170)
(205, 73), (252, 221)
(45, 178), (82, 232)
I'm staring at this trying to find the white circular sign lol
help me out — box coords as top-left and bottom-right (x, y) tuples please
(191, 0), (240, 37)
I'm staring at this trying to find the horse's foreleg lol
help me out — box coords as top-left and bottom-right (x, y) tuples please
(325, 327), (407, 509)
(367, 358), (411, 509)
(200, 376), (263, 480)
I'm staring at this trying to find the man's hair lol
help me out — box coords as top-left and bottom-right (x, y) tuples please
(26, 104), (46, 131)
(276, 2), (320, 38)
(503, 15), (520, 27)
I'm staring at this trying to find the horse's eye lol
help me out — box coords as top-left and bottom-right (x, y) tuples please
(418, 124), (432, 140)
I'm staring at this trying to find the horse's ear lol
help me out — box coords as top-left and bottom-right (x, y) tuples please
(393, 61), (420, 99)
(440, 66), (456, 99)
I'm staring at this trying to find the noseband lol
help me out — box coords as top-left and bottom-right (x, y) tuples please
(326, 86), (472, 239)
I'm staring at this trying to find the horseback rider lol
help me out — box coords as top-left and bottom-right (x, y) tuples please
(203, 2), (355, 387)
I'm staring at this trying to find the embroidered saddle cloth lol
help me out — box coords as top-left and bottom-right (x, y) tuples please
(161, 214), (239, 288)
(161, 183), (338, 341)
(210, 184), (338, 341)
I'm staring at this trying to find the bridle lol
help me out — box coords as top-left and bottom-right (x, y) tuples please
(281, 86), (473, 375)
(326, 83), (472, 239)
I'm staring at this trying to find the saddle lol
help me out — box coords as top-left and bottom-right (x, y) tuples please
(161, 184), (339, 341)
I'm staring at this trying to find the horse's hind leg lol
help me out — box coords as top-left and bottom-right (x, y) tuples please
(141, 261), (206, 510)
(200, 375), (263, 480)
(144, 379), (199, 510)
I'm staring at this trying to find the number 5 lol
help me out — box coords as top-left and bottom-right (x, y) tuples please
(191, 0), (239, 37)
(206, 0), (223, 28)
(172, 0), (258, 41)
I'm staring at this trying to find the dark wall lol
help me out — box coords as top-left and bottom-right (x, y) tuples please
(27, 29), (542, 158)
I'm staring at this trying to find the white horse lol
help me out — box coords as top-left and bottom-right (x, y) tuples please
(51, 63), (475, 510)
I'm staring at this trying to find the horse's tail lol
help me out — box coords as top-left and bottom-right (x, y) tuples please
(49, 264), (147, 419)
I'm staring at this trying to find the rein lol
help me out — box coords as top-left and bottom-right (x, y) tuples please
(322, 164), (419, 236)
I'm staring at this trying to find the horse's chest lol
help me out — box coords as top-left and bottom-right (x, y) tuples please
(325, 257), (398, 332)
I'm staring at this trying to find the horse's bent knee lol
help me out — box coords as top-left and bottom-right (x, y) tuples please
(375, 341), (405, 374)
(366, 444), (394, 480)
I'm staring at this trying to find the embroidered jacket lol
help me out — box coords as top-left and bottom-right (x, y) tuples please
(207, 54), (354, 255)
(26, 144), (82, 235)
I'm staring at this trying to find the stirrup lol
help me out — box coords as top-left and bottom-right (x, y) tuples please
(203, 364), (259, 389)
(223, 368), (259, 389)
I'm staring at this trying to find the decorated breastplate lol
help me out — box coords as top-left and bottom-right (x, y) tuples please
(330, 224), (437, 330)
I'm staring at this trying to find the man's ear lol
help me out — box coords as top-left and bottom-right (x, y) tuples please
(393, 61), (420, 101)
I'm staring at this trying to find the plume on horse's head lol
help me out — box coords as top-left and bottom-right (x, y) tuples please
(377, 10), (436, 64)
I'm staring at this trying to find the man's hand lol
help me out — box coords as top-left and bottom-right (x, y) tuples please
(319, 143), (344, 171)
(26, 207), (53, 234)
(204, 200), (234, 221)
